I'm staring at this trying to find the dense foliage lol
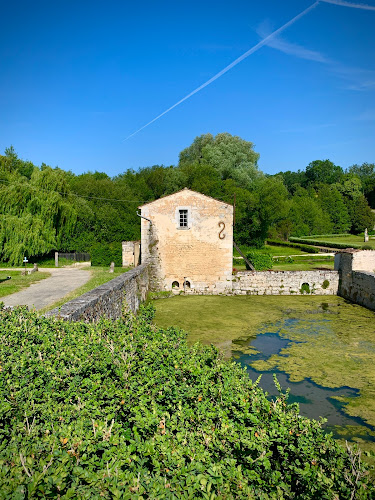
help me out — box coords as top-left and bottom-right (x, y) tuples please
(1, 137), (374, 264)
(245, 252), (274, 271)
(90, 242), (123, 267)
(0, 304), (373, 498)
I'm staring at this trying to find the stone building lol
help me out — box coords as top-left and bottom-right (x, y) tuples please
(139, 188), (233, 293)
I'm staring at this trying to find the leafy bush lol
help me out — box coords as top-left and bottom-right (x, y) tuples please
(322, 279), (330, 289)
(0, 305), (373, 498)
(300, 283), (311, 294)
(90, 241), (122, 267)
(245, 252), (274, 270)
(267, 239), (320, 253)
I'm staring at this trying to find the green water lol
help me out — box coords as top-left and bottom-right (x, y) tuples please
(153, 295), (375, 453)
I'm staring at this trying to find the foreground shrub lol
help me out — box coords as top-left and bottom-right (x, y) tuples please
(0, 304), (373, 498)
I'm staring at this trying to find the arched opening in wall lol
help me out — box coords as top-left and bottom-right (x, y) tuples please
(172, 281), (180, 289)
(300, 282), (311, 294)
(184, 280), (191, 289)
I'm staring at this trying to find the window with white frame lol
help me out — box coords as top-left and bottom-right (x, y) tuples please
(179, 209), (188, 228)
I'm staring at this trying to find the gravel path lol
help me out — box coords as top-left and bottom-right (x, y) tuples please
(1, 267), (91, 311)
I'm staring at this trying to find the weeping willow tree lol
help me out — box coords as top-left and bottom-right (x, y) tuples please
(0, 151), (78, 265)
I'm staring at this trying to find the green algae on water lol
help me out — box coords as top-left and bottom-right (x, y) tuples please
(153, 295), (375, 432)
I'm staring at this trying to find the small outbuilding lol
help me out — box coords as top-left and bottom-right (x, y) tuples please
(139, 188), (233, 293)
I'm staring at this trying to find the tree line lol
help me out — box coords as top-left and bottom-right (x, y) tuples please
(1, 135), (374, 265)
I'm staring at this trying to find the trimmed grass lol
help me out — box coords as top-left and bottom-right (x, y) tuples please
(301, 234), (375, 249)
(0, 270), (51, 298)
(0, 258), (84, 268)
(263, 244), (308, 256)
(233, 254), (334, 271)
(39, 266), (130, 313)
(273, 255), (334, 271)
(234, 244), (308, 258)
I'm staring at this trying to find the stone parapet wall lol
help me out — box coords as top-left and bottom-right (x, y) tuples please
(45, 264), (149, 322)
(232, 270), (339, 295)
(335, 250), (375, 311)
(340, 271), (375, 310)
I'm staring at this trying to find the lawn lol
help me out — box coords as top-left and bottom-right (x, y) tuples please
(234, 244), (308, 258)
(40, 266), (130, 313)
(0, 270), (51, 298)
(233, 254), (334, 271)
(0, 257), (84, 268)
(301, 234), (375, 249)
(272, 254), (334, 271)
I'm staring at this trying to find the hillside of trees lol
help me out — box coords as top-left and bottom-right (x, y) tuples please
(1, 135), (374, 265)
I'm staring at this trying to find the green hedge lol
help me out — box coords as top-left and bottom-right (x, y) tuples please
(245, 252), (274, 270)
(90, 241), (122, 267)
(267, 239), (320, 254)
(289, 237), (362, 250)
(296, 234), (352, 239)
(0, 305), (373, 497)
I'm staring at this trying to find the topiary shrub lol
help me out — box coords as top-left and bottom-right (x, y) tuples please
(245, 252), (274, 270)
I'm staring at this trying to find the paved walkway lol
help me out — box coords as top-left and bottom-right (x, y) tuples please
(1, 267), (91, 311)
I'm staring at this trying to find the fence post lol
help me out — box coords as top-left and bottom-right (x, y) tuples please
(55, 252), (59, 267)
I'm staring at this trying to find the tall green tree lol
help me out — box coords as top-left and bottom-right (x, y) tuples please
(0, 151), (77, 264)
(305, 159), (344, 186)
(288, 187), (332, 236)
(179, 133), (261, 188)
(317, 185), (351, 233)
(348, 162), (375, 208)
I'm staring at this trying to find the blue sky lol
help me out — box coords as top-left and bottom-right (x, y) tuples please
(1, 0), (374, 176)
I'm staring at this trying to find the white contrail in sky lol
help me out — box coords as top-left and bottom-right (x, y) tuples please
(123, 1), (320, 141)
(321, 0), (375, 10)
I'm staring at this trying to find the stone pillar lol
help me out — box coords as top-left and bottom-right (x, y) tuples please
(364, 228), (369, 242)
(55, 252), (59, 267)
(109, 262), (115, 273)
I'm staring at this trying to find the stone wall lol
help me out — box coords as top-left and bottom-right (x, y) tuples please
(231, 270), (339, 295)
(45, 264), (149, 322)
(335, 250), (375, 310)
(122, 240), (140, 267)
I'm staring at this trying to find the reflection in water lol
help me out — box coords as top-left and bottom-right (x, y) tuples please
(232, 327), (375, 442)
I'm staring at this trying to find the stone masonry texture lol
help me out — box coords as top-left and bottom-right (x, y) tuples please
(231, 270), (339, 295)
(139, 189), (233, 294)
(45, 264), (149, 322)
(335, 250), (375, 310)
